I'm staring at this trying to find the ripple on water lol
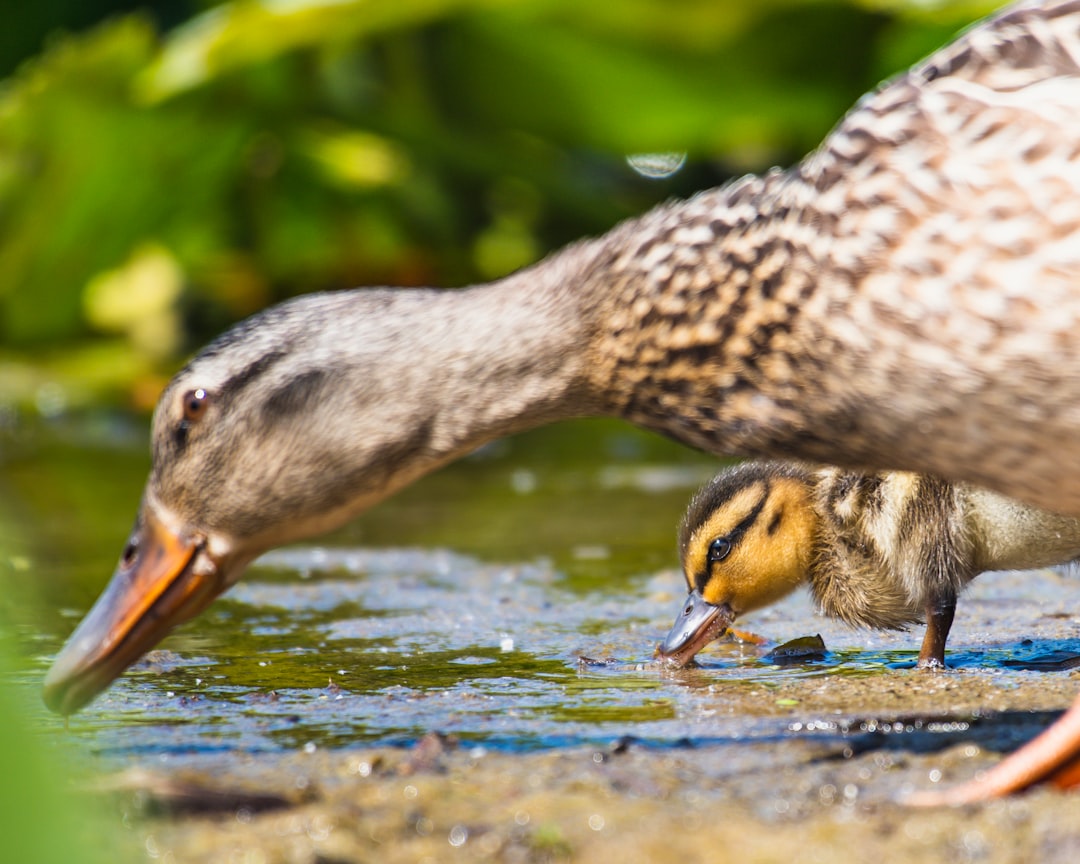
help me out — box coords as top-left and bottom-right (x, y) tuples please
(24, 549), (1080, 765)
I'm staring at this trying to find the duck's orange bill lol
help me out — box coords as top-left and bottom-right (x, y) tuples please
(42, 507), (220, 716)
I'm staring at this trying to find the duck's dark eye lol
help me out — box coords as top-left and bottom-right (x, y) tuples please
(708, 537), (732, 562)
(182, 388), (210, 423)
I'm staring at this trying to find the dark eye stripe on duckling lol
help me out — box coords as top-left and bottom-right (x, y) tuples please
(693, 482), (770, 593)
(766, 506), (784, 535)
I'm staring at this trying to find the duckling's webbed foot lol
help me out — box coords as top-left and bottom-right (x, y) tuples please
(916, 593), (956, 670)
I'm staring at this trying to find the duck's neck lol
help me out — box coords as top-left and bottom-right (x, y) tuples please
(368, 168), (908, 472)
(434, 172), (822, 459)
(425, 170), (844, 463)
(375, 251), (605, 465)
(574, 171), (832, 458)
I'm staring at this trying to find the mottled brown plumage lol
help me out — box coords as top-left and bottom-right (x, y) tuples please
(590, 1), (1080, 503)
(660, 461), (1080, 669)
(42, 0), (1080, 803)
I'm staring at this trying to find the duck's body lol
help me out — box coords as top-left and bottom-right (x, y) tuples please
(41, 0), (1080, 803)
(659, 461), (1080, 669)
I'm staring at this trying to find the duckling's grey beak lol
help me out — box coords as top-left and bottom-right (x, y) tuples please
(657, 590), (733, 668)
(42, 505), (224, 715)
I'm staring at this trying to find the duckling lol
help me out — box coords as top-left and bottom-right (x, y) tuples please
(42, 0), (1080, 802)
(658, 461), (1080, 670)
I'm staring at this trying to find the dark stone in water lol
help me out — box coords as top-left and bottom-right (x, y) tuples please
(764, 634), (829, 665)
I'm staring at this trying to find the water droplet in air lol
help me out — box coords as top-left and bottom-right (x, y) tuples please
(626, 152), (687, 179)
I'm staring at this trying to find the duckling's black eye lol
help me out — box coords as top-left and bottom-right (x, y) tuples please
(182, 388), (210, 423)
(708, 537), (732, 562)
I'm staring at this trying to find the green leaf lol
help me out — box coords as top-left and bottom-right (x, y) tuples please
(139, 0), (510, 102)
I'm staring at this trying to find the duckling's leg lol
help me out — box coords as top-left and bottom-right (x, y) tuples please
(916, 593), (956, 669)
(906, 696), (1080, 805)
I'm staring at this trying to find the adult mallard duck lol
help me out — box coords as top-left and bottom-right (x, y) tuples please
(43, 0), (1080, 804)
(658, 461), (1080, 670)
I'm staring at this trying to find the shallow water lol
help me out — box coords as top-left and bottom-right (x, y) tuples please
(8, 415), (1080, 861)
(3, 415), (715, 753)
(35, 554), (1080, 763)
(5, 415), (1080, 771)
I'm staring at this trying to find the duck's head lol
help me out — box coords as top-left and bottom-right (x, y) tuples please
(658, 462), (817, 667)
(42, 288), (505, 715)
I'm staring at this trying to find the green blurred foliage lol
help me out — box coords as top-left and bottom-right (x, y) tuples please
(0, 625), (132, 863)
(0, 0), (998, 410)
(0, 0), (194, 78)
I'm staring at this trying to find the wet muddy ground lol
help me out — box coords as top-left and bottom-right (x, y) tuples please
(36, 557), (1080, 863)
(7, 420), (1080, 861)
(119, 717), (1080, 864)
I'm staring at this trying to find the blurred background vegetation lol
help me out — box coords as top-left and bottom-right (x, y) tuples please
(0, 0), (999, 416)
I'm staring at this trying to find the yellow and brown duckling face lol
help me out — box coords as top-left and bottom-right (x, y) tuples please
(659, 462), (817, 667)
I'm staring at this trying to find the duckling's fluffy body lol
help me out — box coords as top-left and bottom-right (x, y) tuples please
(667, 462), (1080, 668)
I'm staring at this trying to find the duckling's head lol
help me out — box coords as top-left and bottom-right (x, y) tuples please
(658, 461), (817, 666)
(42, 289), (481, 715)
